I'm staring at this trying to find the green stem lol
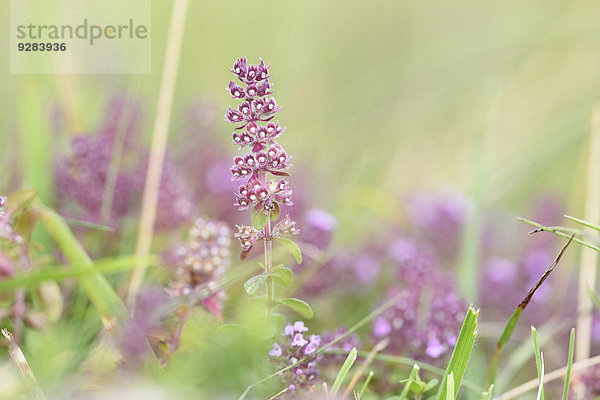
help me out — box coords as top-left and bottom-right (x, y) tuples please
(264, 211), (274, 313)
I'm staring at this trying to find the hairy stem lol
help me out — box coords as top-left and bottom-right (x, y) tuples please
(264, 215), (274, 313)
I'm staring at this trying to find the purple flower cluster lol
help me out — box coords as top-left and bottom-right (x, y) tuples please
(235, 215), (299, 259)
(234, 177), (293, 212)
(55, 130), (137, 226)
(404, 190), (470, 260)
(298, 244), (384, 297)
(225, 58), (297, 250)
(166, 217), (231, 317)
(373, 275), (465, 363)
(55, 95), (193, 231)
(269, 321), (321, 397)
(389, 237), (440, 286)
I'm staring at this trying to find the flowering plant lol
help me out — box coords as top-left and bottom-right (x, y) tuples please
(225, 57), (310, 319)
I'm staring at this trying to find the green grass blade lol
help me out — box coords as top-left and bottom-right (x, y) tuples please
(398, 364), (420, 400)
(38, 206), (127, 329)
(324, 349), (482, 395)
(481, 384), (494, 400)
(331, 347), (357, 394)
(487, 307), (523, 384)
(358, 371), (374, 399)
(446, 372), (455, 400)
(532, 327), (544, 400)
(536, 352), (545, 400)
(562, 328), (575, 400)
(518, 217), (600, 253)
(18, 86), (52, 248)
(434, 306), (479, 400)
(0, 255), (157, 292)
(565, 215), (600, 232)
(496, 315), (571, 389)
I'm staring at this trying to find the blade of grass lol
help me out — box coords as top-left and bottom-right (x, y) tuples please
(457, 127), (489, 393)
(0, 255), (157, 292)
(398, 364), (420, 400)
(458, 126), (487, 301)
(486, 234), (574, 386)
(564, 215), (600, 233)
(497, 314), (572, 391)
(481, 385), (494, 400)
(518, 217), (600, 253)
(2, 329), (46, 400)
(268, 387), (289, 400)
(528, 225), (600, 245)
(325, 349), (482, 395)
(536, 352), (545, 400)
(562, 328), (575, 400)
(127, 0), (189, 309)
(331, 347), (357, 394)
(575, 109), (600, 365)
(446, 372), (455, 400)
(99, 88), (139, 225)
(434, 306), (479, 400)
(37, 205), (127, 330)
(59, 216), (115, 232)
(343, 339), (387, 396)
(358, 371), (374, 399)
(18, 84), (52, 248)
(531, 327), (544, 400)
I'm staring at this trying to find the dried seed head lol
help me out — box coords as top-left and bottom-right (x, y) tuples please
(168, 217), (231, 305)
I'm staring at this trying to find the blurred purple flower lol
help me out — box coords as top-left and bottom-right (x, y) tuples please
(135, 155), (195, 230)
(55, 95), (194, 232)
(405, 190), (471, 258)
(353, 252), (382, 285)
(97, 94), (143, 149)
(297, 239), (386, 298)
(119, 287), (169, 365)
(321, 328), (360, 366)
(372, 274), (465, 364)
(577, 365), (600, 399)
(300, 208), (337, 249)
(390, 237), (439, 286)
(55, 132), (137, 226)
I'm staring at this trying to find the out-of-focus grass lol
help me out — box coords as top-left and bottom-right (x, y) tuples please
(2, 1), (599, 225)
(1, 0), (599, 396)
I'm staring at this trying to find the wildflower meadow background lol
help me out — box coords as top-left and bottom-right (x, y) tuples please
(1, 1), (600, 399)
